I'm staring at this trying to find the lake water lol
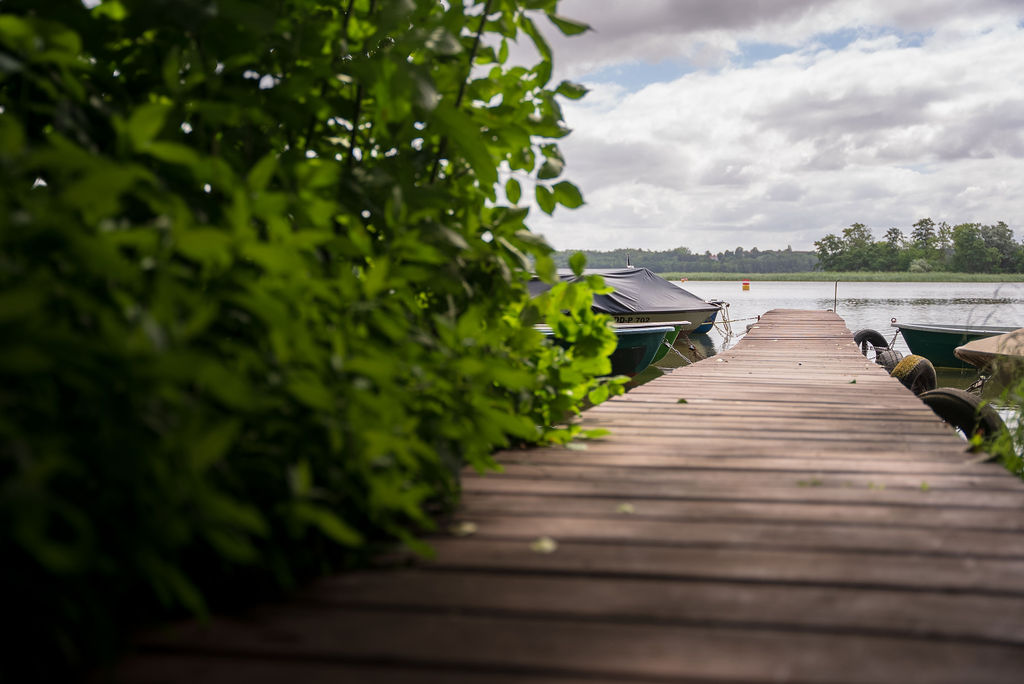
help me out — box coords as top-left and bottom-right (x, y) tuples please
(643, 280), (1024, 397)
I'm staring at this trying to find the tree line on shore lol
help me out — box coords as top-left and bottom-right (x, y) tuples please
(553, 218), (1023, 274)
(552, 246), (818, 273)
(814, 219), (1023, 273)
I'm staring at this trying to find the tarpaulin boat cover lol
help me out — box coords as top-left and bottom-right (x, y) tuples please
(527, 267), (717, 317)
(954, 328), (1024, 369)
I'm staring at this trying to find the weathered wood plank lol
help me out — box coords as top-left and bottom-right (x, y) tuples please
(463, 473), (1024, 508)
(497, 454), (983, 473)
(467, 464), (1021, 491)
(306, 569), (1024, 644)
(441, 513), (1024, 558)
(458, 492), (1024, 531)
(124, 608), (1024, 684)
(104, 654), (636, 684)
(416, 538), (1024, 595)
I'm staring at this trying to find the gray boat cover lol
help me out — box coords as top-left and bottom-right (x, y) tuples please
(954, 328), (1024, 369)
(528, 267), (718, 317)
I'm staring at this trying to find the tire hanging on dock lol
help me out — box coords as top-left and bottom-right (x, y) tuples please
(889, 354), (937, 395)
(873, 347), (903, 372)
(852, 328), (889, 355)
(852, 328), (902, 371)
(918, 388), (1006, 441)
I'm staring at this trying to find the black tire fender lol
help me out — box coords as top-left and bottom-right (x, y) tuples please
(853, 328), (889, 355)
(874, 348), (903, 373)
(918, 388), (1006, 440)
(890, 354), (937, 395)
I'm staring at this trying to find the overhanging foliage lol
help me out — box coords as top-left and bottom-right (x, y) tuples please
(0, 0), (623, 676)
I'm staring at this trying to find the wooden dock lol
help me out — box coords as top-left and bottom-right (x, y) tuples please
(111, 310), (1024, 683)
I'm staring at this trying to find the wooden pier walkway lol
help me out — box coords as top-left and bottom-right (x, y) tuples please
(112, 310), (1024, 683)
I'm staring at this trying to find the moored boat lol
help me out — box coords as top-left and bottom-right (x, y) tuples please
(537, 323), (675, 376)
(529, 268), (720, 376)
(892, 320), (1021, 369)
(528, 268), (720, 332)
(693, 300), (725, 334)
(608, 324), (677, 376)
(954, 328), (1024, 380)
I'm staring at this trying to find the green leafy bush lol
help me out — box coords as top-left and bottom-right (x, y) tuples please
(0, 0), (621, 676)
(984, 376), (1024, 472)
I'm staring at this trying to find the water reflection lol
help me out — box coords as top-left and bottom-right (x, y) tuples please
(837, 297), (1018, 307)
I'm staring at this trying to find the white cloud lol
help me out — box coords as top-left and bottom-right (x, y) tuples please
(527, 1), (1024, 252)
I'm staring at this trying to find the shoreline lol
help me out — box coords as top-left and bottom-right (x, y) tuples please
(657, 271), (1024, 283)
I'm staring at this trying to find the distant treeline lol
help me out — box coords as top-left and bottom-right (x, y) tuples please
(814, 219), (1023, 273)
(553, 218), (1023, 275)
(552, 246), (818, 274)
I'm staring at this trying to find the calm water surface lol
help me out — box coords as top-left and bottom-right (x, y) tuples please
(645, 280), (1024, 397)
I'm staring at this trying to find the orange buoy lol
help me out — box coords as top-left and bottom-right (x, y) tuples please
(742, 279), (750, 291)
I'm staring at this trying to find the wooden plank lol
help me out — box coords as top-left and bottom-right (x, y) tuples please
(416, 538), (1024, 595)
(467, 464), (1022, 491)
(463, 473), (1024, 508)
(440, 513), (1024, 558)
(495, 454), (989, 473)
(457, 492), (1024, 531)
(499, 450), (974, 467)
(306, 569), (1024, 644)
(123, 607), (1024, 684)
(105, 654), (630, 684)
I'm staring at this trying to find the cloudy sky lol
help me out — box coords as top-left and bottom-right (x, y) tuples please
(520, 0), (1024, 254)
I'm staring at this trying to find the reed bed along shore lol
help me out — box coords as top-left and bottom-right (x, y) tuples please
(659, 271), (1024, 282)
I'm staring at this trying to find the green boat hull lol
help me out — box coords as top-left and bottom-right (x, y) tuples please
(896, 324), (1019, 369)
(610, 326), (674, 376)
(651, 326), (681, 363)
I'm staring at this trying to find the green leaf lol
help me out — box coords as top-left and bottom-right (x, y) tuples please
(530, 536), (558, 552)
(288, 374), (334, 411)
(505, 177), (522, 204)
(197, 362), (259, 410)
(241, 243), (306, 273)
(247, 152), (278, 193)
(535, 184), (555, 214)
(552, 181), (583, 208)
(293, 502), (363, 546)
(93, 1), (128, 21)
(145, 141), (201, 167)
(0, 115), (25, 156)
(161, 45), (182, 92)
(555, 80), (588, 99)
(537, 157), (563, 180)
(175, 229), (233, 266)
(433, 103), (497, 189)
(127, 103), (170, 150)
(569, 251), (586, 275)
(547, 13), (591, 36)
(534, 253), (556, 281)
(519, 16), (551, 63)
(190, 420), (242, 471)
(587, 384), (609, 404)
(289, 460), (313, 497)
